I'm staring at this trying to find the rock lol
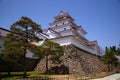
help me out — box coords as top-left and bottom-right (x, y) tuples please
(35, 45), (106, 76)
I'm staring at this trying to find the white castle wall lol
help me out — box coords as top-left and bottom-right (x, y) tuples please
(70, 38), (95, 54)
(50, 37), (71, 46)
(77, 30), (85, 37)
(52, 25), (71, 32)
(50, 36), (96, 55)
(60, 31), (75, 36)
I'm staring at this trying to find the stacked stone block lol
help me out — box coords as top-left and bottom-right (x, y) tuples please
(35, 45), (106, 76)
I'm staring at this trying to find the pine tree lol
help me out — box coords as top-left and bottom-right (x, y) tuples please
(101, 46), (119, 72)
(36, 40), (64, 73)
(2, 16), (42, 77)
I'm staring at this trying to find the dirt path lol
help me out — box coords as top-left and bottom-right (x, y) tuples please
(91, 73), (120, 80)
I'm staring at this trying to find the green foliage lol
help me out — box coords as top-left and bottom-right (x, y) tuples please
(41, 40), (64, 64)
(29, 44), (44, 59)
(3, 42), (23, 63)
(116, 48), (120, 56)
(2, 16), (43, 76)
(2, 16), (42, 59)
(10, 16), (42, 43)
(101, 46), (119, 71)
(1, 35), (24, 75)
(35, 40), (64, 73)
(0, 52), (5, 64)
(2, 16), (42, 64)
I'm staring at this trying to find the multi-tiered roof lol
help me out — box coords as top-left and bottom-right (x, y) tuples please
(37, 11), (103, 56)
(0, 11), (103, 56)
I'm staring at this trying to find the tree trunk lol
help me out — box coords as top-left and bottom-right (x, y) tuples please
(108, 64), (112, 72)
(0, 73), (1, 80)
(23, 25), (28, 78)
(8, 64), (11, 76)
(23, 50), (26, 78)
(108, 64), (110, 72)
(45, 54), (49, 73)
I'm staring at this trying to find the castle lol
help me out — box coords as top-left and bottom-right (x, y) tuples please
(33, 11), (103, 56)
(0, 11), (103, 57)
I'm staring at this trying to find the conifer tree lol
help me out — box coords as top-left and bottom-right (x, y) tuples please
(2, 16), (42, 77)
(36, 40), (64, 73)
(102, 46), (119, 72)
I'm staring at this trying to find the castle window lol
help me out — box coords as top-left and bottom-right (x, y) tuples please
(64, 28), (66, 30)
(56, 24), (57, 27)
(63, 23), (64, 25)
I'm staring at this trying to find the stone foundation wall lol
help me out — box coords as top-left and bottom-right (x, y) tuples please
(35, 45), (106, 76)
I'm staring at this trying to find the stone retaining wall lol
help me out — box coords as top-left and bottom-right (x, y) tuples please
(35, 45), (106, 76)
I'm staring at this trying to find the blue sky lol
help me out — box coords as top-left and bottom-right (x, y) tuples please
(0, 0), (120, 49)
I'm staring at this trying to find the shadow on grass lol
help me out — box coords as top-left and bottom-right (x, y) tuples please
(0, 73), (23, 80)
(0, 71), (50, 80)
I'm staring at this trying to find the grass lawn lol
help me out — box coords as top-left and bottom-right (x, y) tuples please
(1, 71), (113, 80)
(0, 71), (70, 80)
(0, 71), (40, 80)
(0, 71), (61, 80)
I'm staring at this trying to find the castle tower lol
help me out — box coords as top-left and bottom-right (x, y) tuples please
(38, 11), (103, 56)
(49, 11), (87, 38)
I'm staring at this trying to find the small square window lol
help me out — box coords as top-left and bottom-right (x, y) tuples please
(64, 28), (66, 30)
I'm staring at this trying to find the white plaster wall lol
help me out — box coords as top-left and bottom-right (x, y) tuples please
(70, 38), (96, 54)
(94, 47), (98, 55)
(60, 31), (75, 36)
(37, 34), (47, 40)
(31, 40), (44, 46)
(53, 28), (63, 32)
(77, 30), (85, 37)
(56, 23), (63, 26)
(50, 38), (71, 46)
(50, 20), (69, 27)
(53, 25), (71, 32)
(51, 25), (55, 27)
(0, 29), (10, 37)
(50, 37), (96, 55)
(96, 46), (103, 56)
(47, 30), (51, 34)
(48, 33), (58, 38)
(64, 21), (69, 24)
(46, 30), (59, 38)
